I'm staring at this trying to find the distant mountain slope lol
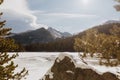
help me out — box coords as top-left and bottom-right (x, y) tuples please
(48, 27), (62, 39)
(25, 21), (120, 52)
(93, 22), (120, 34)
(11, 28), (54, 45)
(47, 27), (72, 39)
(10, 27), (72, 45)
(77, 21), (120, 37)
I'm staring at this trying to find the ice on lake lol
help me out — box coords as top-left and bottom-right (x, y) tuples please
(12, 52), (60, 80)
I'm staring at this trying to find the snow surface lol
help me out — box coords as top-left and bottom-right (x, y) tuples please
(42, 69), (54, 80)
(10, 52), (59, 80)
(66, 70), (74, 74)
(56, 53), (74, 63)
(47, 27), (62, 39)
(10, 52), (120, 80)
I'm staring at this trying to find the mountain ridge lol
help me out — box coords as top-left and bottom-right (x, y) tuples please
(47, 27), (72, 39)
(24, 21), (120, 52)
(10, 27), (72, 45)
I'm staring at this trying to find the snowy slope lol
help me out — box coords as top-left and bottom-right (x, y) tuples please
(71, 53), (120, 77)
(47, 27), (62, 39)
(47, 27), (72, 39)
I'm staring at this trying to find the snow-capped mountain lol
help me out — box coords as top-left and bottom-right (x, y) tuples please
(47, 27), (72, 39)
(10, 27), (72, 45)
(2, 9), (71, 39)
(10, 28), (54, 45)
(47, 27), (63, 39)
(3, 10), (72, 44)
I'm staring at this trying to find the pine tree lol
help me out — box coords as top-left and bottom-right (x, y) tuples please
(74, 27), (120, 66)
(0, 0), (3, 4)
(0, 1), (28, 80)
(74, 29), (100, 57)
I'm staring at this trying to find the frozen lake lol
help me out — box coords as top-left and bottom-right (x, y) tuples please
(12, 52), (60, 80)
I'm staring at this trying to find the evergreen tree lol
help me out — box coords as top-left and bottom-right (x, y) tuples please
(0, 0), (28, 80)
(0, 0), (3, 4)
(74, 27), (120, 66)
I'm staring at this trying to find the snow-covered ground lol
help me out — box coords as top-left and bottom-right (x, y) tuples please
(11, 52), (120, 80)
(12, 52), (60, 80)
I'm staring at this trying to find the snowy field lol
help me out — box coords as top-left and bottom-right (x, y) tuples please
(12, 52), (60, 80)
(10, 52), (120, 80)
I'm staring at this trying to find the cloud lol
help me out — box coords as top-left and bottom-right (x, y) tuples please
(1, 0), (30, 14)
(35, 12), (99, 18)
(1, 0), (46, 29)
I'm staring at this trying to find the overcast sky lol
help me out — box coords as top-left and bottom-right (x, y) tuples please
(1, 0), (120, 33)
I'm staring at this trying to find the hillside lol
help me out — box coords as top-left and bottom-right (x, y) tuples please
(25, 22), (120, 52)
(11, 28), (54, 45)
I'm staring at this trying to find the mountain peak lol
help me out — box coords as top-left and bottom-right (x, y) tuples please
(36, 27), (46, 31)
(10, 27), (72, 45)
(47, 27), (72, 39)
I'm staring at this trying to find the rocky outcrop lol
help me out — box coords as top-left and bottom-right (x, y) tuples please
(41, 54), (120, 80)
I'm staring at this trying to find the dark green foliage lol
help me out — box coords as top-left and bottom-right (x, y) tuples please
(0, 1), (28, 79)
(0, 53), (28, 80)
(0, 38), (19, 52)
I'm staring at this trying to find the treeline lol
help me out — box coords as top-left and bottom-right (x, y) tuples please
(24, 37), (75, 52)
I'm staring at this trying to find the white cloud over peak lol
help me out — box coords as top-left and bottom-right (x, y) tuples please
(1, 0), (46, 29)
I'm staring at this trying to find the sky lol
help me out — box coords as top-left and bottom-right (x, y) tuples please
(1, 0), (120, 34)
